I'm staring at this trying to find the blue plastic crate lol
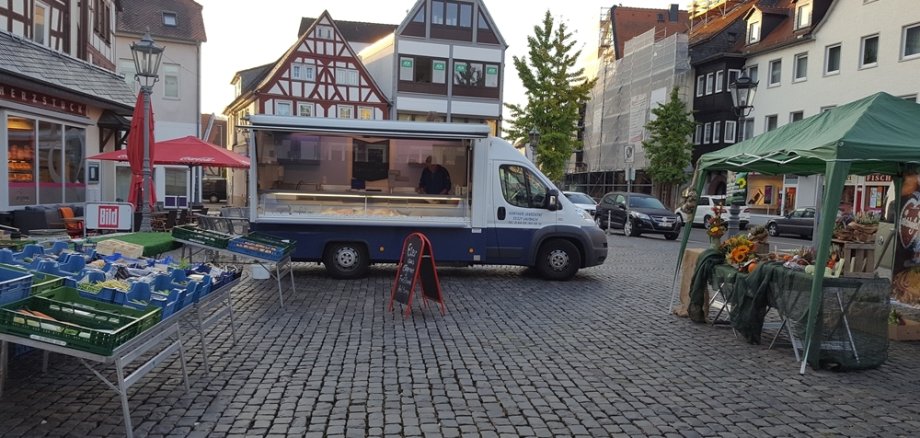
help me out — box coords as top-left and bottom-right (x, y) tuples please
(0, 265), (33, 306)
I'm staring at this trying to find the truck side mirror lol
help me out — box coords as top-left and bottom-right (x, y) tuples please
(547, 189), (559, 211)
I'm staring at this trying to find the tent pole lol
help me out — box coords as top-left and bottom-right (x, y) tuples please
(801, 161), (850, 374)
(668, 168), (708, 314)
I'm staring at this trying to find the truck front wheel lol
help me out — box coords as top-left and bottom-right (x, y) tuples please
(535, 239), (581, 281)
(324, 243), (370, 279)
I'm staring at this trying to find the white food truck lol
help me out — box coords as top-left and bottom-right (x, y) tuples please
(242, 116), (607, 280)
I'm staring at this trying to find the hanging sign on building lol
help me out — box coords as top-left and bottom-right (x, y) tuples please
(0, 83), (87, 117)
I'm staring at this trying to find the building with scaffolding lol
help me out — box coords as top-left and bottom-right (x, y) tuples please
(566, 5), (690, 202)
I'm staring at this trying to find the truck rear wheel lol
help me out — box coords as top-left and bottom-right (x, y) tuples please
(535, 239), (581, 281)
(323, 242), (369, 279)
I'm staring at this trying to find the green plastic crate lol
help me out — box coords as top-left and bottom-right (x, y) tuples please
(0, 240), (36, 251)
(227, 232), (295, 261)
(172, 225), (232, 249)
(0, 287), (161, 355)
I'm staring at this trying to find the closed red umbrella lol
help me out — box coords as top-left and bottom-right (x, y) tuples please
(125, 92), (156, 210)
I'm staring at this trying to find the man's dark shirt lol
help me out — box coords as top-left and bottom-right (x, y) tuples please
(419, 165), (451, 194)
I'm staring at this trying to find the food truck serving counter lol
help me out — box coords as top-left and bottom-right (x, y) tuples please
(242, 116), (607, 281)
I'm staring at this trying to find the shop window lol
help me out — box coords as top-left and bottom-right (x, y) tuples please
(825, 44), (841, 75)
(399, 57), (414, 81)
(38, 121), (63, 204)
(165, 168), (187, 200)
(64, 127), (86, 202)
(433, 60), (447, 84)
(860, 34), (879, 68)
(8, 117), (36, 206)
(163, 64), (180, 98)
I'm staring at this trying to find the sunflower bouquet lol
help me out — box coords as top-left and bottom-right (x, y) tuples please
(720, 234), (757, 271)
(706, 204), (728, 238)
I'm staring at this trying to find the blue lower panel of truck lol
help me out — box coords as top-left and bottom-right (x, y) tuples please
(250, 222), (495, 265)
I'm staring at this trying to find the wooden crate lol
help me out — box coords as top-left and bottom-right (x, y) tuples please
(95, 239), (145, 259)
(834, 240), (876, 278)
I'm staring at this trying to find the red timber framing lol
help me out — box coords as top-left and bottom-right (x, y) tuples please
(254, 10), (389, 120)
(1, 0), (70, 53)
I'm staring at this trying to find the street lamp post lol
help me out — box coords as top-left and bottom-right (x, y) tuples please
(727, 75), (758, 236)
(131, 31), (164, 232)
(528, 127), (540, 163)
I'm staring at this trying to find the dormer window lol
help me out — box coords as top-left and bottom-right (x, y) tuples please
(163, 12), (177, 27)
(795, 2), (812, 29)
(748, 21), (761, 44)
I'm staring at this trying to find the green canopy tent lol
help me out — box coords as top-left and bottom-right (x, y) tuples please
(674, 92), (920, 372)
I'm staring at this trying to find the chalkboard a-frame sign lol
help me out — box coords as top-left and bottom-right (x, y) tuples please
(388, 232), (446, 317)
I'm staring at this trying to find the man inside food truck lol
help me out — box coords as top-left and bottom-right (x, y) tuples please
(417, 156), (452, 195)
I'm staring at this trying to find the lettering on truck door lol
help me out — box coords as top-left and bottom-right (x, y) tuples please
(489, 162), (557, 263)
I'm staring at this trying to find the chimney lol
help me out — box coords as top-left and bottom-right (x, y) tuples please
(669, 3), (679, 22)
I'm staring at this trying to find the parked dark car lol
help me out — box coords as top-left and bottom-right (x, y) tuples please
(596, 192), (681, 240)
(766, 207), (815, 239)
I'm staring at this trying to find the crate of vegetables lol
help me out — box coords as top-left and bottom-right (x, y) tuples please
(227, 233), (295, 261)
(0, 288), (161, 355)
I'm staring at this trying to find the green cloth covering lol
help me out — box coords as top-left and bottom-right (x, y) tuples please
(697, 261), (891, 370)
(688, 248), (725, 323)
(90, 232), (179, 257)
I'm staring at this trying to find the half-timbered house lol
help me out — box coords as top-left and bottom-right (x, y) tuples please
(359, 0), (507, 135)
(224, 10), (391, 206)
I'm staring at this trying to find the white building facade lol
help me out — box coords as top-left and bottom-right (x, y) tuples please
(739, 0), (920, 214)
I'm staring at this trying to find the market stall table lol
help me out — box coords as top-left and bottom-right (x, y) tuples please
(174, 238), (295, 308)
(690, 258), (890, 370)
(0, 278), (241, 437)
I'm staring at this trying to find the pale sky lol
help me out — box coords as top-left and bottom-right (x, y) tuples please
(196, 0), (682, 121)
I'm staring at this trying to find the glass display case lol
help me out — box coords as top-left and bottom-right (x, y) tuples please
(258, 190), (469, 224)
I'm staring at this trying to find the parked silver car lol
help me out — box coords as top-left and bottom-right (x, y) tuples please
(766, 207), (815, 239)
(563, 191), (597, 217)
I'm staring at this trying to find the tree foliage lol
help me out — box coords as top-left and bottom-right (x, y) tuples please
(642, 87), (696, 186)
(505, 11), (595, 183)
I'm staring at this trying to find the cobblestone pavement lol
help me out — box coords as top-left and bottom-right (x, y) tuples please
(2, 233), (920, 437)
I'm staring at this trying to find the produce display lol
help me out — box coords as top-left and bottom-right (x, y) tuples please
(0, 240), (244, 355)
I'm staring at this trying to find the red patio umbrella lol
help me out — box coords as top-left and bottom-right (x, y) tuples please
(89, 135), (250, 203)
(126, 91), (156, 210)
(90, 136), (250, 167)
